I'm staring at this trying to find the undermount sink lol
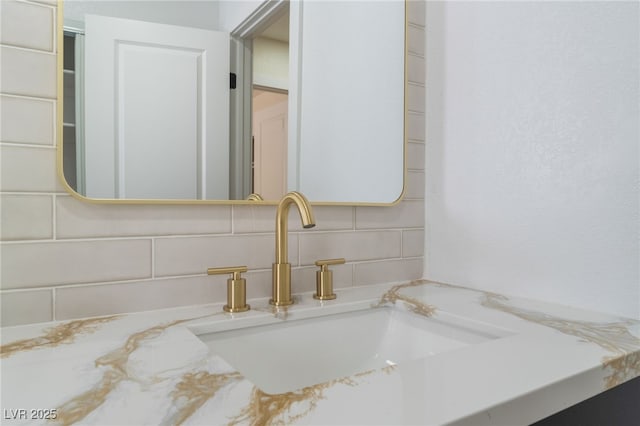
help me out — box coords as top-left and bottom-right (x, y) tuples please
(196, 306), (511, 394)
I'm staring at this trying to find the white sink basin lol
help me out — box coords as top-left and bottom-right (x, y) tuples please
(196, 306), (511, 394)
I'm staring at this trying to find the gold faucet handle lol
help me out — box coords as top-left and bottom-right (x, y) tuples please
(313, 258), (345, 300)
(207, 266), (250, 313)
(315, 258), (346, 268)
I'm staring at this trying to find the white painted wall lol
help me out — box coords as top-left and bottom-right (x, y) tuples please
(253, 37), (288, 90)
(424, 2), (639, 319)
(217, 0), (263, 32)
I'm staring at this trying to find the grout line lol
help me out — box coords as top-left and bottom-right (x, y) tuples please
(407, 81), (426, 89)
(407, 22), (426, 31)
(0, 43), (56, 56)
(0, 191), (69, 197)
(0, 191), (59, 197)
(0, 235), (165, 244)
(0, 142), (56, 149)
(0, 93), (56, 103)
(19, 0), (57, 11)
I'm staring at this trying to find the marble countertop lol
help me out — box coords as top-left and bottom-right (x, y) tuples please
(2, 280), (639, 425)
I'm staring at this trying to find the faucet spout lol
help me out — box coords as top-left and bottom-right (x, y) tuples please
(271, 191), (316, 306)
(275, 191), (315, 263)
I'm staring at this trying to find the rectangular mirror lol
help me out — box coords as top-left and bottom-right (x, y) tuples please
(58, 0), (407, 205)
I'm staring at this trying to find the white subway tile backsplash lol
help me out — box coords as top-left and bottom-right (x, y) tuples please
(302, 205), (355, 231)
(0, 0), (54, 52)
(407, 55), (426, 85)
(0, 95), (54, 145)
(1, 194), (53, 240)
(232, 205), (277, 233)
(56, 197), (232, 238)
(407, 112), (425, 142)
(403, 229), (425, 258)
(299, 231), (402, 266)
(356, 200), (424, 230)
(408, 83), (426, 113)
(405, 170), (425, 200)
(241, 269), (273, 299)
(1, 239), (152, 289)
(407, 24), (425, 57)
(0, 145), (63, 192)
(0, 289), (53, 326)
(155, 234), (297, 277)
(354, 258), (424, 286)
(407, 142), (425, 170)
(407, 0), (426, 27)
(0, 46), (56, 98)
(55, 276), (228, 320)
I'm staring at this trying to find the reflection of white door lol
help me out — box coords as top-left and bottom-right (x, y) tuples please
(289, 1), (404, 203)
(253, 91), (287, 200)
(84, 15), (229, 199)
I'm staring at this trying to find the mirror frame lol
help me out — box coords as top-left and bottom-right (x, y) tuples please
(56, 0), (409, 206)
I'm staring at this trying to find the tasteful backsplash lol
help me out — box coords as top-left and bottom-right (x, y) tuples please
(0, 0), (426, 326)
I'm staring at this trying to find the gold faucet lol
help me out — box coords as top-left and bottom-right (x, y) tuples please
(271, 191), (316, 306)
(246, 193), (264, 201)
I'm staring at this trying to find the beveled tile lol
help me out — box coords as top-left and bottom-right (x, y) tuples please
(405, 170), (425, 200)
(56, 196), (231, 238)
(407, 54), (425, 85)
(407, 142), (425, 170)
(0, 95), (54, 145)
(1, 194), (53, 240)
(408, 83), (426, 113)
(154, 234), (296, 277)
(354, 258), (423, 286)
(407, 112), (425, 142)
(0, 46), (56, 98)
(54, 276), (228, 320)
(407, 0), (426, 27)
(232, 204), (276, 233)
(407, 24), (425, 57)
(0, 145), (63, 193)
(1, 239), (152, 289)
(356, 200), (424, 229)
(402, 229), (425, 258)
(0, 0), (54, 52)
(299, 231), (401, 266)
(0, 289), (53, 326)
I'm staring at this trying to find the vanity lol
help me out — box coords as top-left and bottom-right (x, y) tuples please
(1, 280), (639, 425)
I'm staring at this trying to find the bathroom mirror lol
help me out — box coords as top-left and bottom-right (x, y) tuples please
(58, 0), (406, 205)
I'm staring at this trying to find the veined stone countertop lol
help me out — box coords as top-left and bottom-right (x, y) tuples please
(1, 280), (639, 425)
